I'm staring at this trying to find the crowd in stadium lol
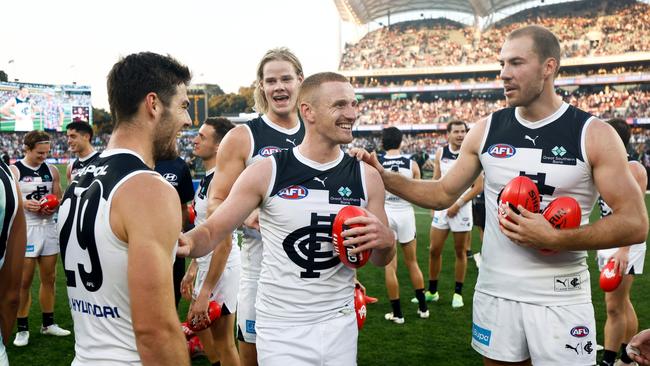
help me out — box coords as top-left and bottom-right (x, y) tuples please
(340, 0), (650, 70)
(356, 89), (650, 125)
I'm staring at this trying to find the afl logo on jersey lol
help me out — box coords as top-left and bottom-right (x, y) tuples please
(488, 144), (516, 158)
(570, 326), (589, 338)
(278, 185), (308, 200)
(259, 146), (281, 157)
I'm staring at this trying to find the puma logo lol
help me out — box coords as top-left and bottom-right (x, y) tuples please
(556, 278), (568, 287)
(524, 135), (539, 146)
(286, 138), (297, 146)
(565, 343), (579, 355)
(313, 176), (328, 187)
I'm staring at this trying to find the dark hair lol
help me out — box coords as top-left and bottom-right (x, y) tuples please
(24, 130), (51, 150)
(507, 25), (561, 77)
(107, 52), (191, 125)
(382, 126), (403, 150)
(606, 118), (631, 148)
(446, 120), (468, 133)
(298, 72), (350, 105)
(66, 121), (94, 139)
(203, 117), (235, 143)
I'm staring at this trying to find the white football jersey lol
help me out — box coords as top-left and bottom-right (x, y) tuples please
(477, 102), (599, 306)
(256, 147), (365, 325)
(192, 168), (239, 268)
(240, 115), (305, 281)
(14, 160), (55, 225)
(58, 149), (174, 365)
(378, 154), (413, 211)
(0, 160), (19, 270)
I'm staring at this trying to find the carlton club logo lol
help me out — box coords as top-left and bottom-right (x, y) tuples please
(278, 185), (309, 200)
(488, 143), (516, 158)
(258, 146), (281, 157)
(282, 212), (340, 278)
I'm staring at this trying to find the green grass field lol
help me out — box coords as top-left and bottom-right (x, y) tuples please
(5, 165), (650, 365)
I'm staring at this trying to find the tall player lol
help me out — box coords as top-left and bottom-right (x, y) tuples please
(0, 157), (26, 364)
(180, 71), (395, 365)
(10, 130), (69, 347)
(57, 52), (191, 365)
(428, 121), (483, 309)
(65, 121), (99, 182)
(203, 47), (305, 366)
(0, 86), (36, 132)
(182, 117), (239, 366)
(597, 118), (648, 366)
(351, 25), (648, 365)
(378, 126), (428, 324)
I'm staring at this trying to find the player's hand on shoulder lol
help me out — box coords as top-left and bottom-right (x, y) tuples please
(176, 232), (193, 258)
(348, 148), (384, 174)
(343, 208), (394, 254)
(243, 209), (260, 231)
(498, 204), (559, 250)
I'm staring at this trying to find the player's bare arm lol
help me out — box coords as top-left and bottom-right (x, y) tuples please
(432, 148), (442, 180)
(8, 165), (38, 213)
(412, 160), (421, 180)
(0, 99), (15, 118)
(112, 174), (189, 366)
(182, 158), (271, 258)
(190, 125), (250, 314)
(500, 119), (648, 250)
(0, 181), (26, 346)
(352, 118), (486, 210)
(180, 259), (197, 301)
(343, 163), (395, 266)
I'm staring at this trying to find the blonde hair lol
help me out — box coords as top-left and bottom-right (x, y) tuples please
(253, 48), (304, 114)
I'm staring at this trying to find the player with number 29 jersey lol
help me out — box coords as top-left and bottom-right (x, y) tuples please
(58, 150), (168, 365)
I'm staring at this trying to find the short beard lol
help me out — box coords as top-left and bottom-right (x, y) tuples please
(152, 111), (179, 161)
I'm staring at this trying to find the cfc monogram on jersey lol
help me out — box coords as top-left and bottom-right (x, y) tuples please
(256, 147), (366, 325)
(14, 160), (54, 225)
(57, 150), (162, 364)
(477, 103), (599, 306)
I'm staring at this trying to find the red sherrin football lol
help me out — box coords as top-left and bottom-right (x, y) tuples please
(354, 284), (367, 330)
(498, 176), (540, 220)
(599, 259), (623, 292)
(39, 194), (60, 210)
(539, 196), (582, 255)
(187, 300), (222, 332)
(543, 196), (582, 229)
(332, 205), (371, 269)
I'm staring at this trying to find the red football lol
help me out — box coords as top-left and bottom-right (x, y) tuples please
(354, 284), (367, 330)
(498, 176), (540, 221)
(543, 196), (582, 229)
(187, 300), (222, 332)
(599, 259), (623, 292)
(39, 194), (59, 210)
(180, 321), (194, 339)
(187, 335), (204, 358)
(332, 206), (371, 269)
(188, 204), (196, 225)
(539, 196), (582, 255)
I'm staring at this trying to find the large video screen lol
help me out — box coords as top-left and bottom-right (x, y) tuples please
(0, 81), (92, 132)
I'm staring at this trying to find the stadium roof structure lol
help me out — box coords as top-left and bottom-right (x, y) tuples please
(334, 0), (547, 24)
